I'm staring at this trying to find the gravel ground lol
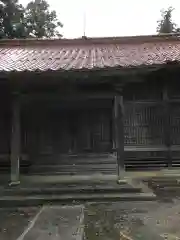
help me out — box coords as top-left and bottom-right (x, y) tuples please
(84, 199), (180, 240)
(84, 201), (161, 240)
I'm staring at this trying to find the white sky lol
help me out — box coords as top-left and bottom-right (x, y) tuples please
(20, 0), (180, 38)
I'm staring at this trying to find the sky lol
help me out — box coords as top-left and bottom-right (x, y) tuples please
(20, 0), (180, 39)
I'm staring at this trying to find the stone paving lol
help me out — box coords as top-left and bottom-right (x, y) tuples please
(0, 207), (40, 240)
(1, 187), (180, 239)
(21, 205), (84, 240)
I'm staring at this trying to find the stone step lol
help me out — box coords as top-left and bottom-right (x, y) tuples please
(145, 177), (180, 183)
(149, 182), (180, 188)
(126, 165), (167, 171)
(125, 167), (166, 172)
(125, 161), (167, 167)
(29, 163), (117, 171)
(28, 168), (117, 173)
(28, 169), (118, 173)
(21, 174), (118, 184)
(0, 192), (156, 207)
(146, 177), (179, 185)
(28, 164), (117, 175)
(144, 176), (180, 197)
(32, 155), (114, 164)
(126, 163), (167, 167)
(149, 178), (179, 183)
(35, 153), (110, 159)
(0, 184), (142, 196)
(33, 158), (117, 165)
(157, 186), (180, 192)
(27, 170), (117, 176)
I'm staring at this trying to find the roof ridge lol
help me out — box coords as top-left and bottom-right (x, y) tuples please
(0, 33), (180, 47)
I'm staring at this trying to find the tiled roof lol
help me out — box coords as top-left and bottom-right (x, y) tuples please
(0, 34), (180, 72)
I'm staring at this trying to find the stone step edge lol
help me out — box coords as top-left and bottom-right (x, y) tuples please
(0, 188), (142, 196)
(20, 175), (118, 183)
(0, 192), (156, 201)
(155, 186), (180, 191)
(27, 172), (118, 176)
(0, 186), (142, 191)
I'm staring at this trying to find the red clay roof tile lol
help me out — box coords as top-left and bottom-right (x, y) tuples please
(0, 34), (180, 72)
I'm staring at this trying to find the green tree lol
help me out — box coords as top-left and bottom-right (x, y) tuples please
(157, 7), (177, 34)
(0, 0), (26, 38)
(24, 0), (63, 38)
(0, 0), (63, 39)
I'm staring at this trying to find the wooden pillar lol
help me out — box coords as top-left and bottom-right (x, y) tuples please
(112, 105), (116, 151)
(10, 94), (21, 185)
(114, 94), (125, 178)
(163, 83), (172, 167)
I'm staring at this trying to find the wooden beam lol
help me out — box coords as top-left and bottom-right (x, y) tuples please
(20, 92), (114, 102)
(10, 93), (21, 185)
(0, 62), (167, 81)
(114, 94), (125, 177)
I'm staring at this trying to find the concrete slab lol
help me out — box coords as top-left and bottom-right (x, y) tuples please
(0, 207), (40, 240)
(21, 175), (118, 184)
(125, 169), (180, 180)
(17, 205), (84, 240)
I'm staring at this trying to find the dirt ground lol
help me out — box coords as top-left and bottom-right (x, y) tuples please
(84, 200), (179, 240)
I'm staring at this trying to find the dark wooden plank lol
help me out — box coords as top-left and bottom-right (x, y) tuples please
(10, 93), (21, 184)
(21, 92), (114, 102)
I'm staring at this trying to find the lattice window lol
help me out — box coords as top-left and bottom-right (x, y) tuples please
(124, 103), (164, 146)
(170, 103), (180, 145)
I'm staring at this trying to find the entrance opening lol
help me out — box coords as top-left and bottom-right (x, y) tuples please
(22, 99), (114, 163)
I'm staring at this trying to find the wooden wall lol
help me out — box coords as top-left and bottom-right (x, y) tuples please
(123, 81), (164, 146)
(0, 86), (11, 157)
(1, 74), (180, 171)
(123, 78), (180, 170)
(21, 98), (113, 163)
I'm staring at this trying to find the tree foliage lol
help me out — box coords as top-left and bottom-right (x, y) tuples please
(0, 0), (25, 38)
(0, 0), (63, 39)
(24, 0), (63, 38)
(157, 7), (178, 34)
